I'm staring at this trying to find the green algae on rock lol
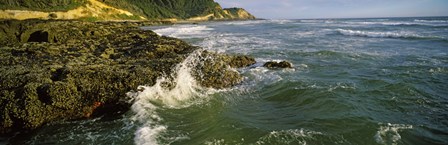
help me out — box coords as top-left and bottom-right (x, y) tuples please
(263, 61), (293, 69)
(0, 20), (255, 135)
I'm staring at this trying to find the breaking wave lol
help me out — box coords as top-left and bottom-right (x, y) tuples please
(374, 123), (413, 145)
(346, 21), (448, 27)
(151, 25), (213, 38)
(127, 50), (214, 145)
(414, 19), (448, 23)
(336, 29), (442, 40)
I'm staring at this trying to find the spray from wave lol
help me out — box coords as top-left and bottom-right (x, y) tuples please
(127, 50), (214, 145)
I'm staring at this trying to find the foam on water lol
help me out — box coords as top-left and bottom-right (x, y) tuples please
(204, 139), (227, 145)
(127, 50), (214, 145)
(152, 25), (213, 38)
(267, 19), (295, 24)
(345, 21), (448, 27)
(335, 29), (439, 39)
(221, 20), (266, 26)
(374, 123), (413, 145)
(242, 59), (296, 81)
(256, 129), (323, 145)
(414, 19), (448, 23)
(199, 33), (281, 54)
(301, 19), (338, 23)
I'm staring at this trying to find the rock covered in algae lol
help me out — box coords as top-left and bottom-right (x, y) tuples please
(263, 61), (292, 69)
(0, 20), (255, 135)
(193, 51), (255, 89)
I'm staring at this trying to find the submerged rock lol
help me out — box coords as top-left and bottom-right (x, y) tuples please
(0, 20), (255, 135)
(263, 61), (293, 68)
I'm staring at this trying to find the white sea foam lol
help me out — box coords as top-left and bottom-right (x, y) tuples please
(256, 129), (323, 145)
(221, 20), (267, 26)
(294, 31), (319, 38)
(152, 25), (213, 38)
(374, 123), (413, 145)
(345, 21), (448, 27)
(204, 139), (227, 145)
(268, 19), (294, 24)
(336, 29), (430, 39)
(328, 82), (356, 92)
(429, 67), (447, 73)
(127, 50), (213, 145)
(235, 64), (286, 94)
(199, 34), (280, 54)
(414, 19), (448, 23)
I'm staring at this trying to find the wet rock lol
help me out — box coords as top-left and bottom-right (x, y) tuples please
(189, 51), (256, 89)
(263, 61), (292, 68)
(0, 20), (255, 135)
(229, 55), (256, 68)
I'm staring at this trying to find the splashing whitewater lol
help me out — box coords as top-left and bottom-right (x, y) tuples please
(126, 50), (214, 145)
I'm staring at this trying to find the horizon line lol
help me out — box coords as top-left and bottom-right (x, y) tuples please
(257, 15), (448, 20)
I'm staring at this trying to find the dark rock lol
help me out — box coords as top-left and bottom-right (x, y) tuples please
(263, 61), (293, 68)
(0, 20), (255, 135)
(27, 30), (50, 42)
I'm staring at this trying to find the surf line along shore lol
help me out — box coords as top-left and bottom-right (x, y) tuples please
(0, 19), (257, 136)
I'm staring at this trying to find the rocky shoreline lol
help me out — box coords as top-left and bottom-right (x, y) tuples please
(0, 20), (255, 135)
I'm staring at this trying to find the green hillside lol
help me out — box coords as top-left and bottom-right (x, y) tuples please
(102, 0), (221, 19)
(0, 0), (255, 20)
(0, 0), (86, 12)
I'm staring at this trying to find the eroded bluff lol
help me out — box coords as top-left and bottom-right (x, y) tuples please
(0, 20), (255, 134)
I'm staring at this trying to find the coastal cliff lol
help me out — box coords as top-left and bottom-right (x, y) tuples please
(0, 0), (255, 21)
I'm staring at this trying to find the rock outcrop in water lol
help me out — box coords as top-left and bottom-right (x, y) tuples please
(263, 61), (293, 69)
(0, 20), (255, 135)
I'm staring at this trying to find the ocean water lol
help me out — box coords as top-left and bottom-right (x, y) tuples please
(8, 17), (448, 145)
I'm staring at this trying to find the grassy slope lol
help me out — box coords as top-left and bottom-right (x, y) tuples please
(0, 0), (254, 20)
(102, 0), (220, 19)
(0, 0), (86, 12)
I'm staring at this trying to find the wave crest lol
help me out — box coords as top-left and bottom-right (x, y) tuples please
(128, 50), (213, 145)
(414, 19), (448, 23)
(347, 21), (447, 27)
(152, 25), (213, 38)
(336, 29), (439, 40)
(374, 123), (413, 145)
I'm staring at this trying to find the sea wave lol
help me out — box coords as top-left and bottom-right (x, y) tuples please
(299, 19), (334, 23)
(335, 29), (440, 40)
(374, 123), (413, 145)
(152, 25), (213, 38)
(267, 19), (295, 24)
(414, 19), (448, 23)
(256, 129), (323, 145)
(199, 33), (281, 54)
(222, 20), (267, 26)
(345, 21), (447, 27)
(127, 51), (215, 145)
